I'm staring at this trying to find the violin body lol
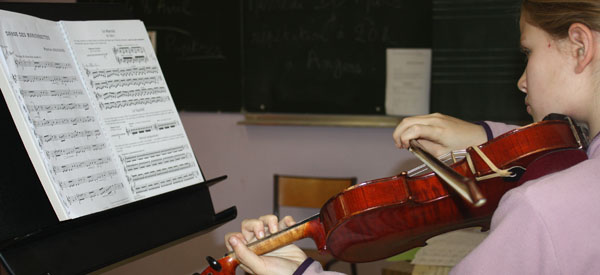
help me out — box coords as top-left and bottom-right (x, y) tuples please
(321, 119), (585, 262)
(200, 118), (586, 274)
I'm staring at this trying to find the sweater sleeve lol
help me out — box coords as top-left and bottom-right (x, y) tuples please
(483, 121), (519, 139)
(293, 258), (346, 275)
(449, 190), (560, 275)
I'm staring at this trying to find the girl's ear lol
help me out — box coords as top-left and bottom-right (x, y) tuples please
(569, 23), (596, 74)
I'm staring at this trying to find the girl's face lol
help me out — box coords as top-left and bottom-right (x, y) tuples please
(517, 16), (587, 122)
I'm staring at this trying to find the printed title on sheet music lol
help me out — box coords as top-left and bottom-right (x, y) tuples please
(5, 30), (50, 40)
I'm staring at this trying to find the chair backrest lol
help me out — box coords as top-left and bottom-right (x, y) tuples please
(273, 174), (357, 218)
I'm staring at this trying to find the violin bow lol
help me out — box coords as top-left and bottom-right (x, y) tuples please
(409, 139), (487, 207)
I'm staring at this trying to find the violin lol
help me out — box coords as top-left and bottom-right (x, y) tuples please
(200, 115), (588, 274)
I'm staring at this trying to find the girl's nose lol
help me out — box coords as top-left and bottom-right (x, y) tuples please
(517, 70), (527, 93)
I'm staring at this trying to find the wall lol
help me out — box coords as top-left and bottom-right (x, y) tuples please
(99, 112), (420, 275)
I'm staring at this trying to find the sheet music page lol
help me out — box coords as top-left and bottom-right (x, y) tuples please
(411, 228), (488, 267)
(0, 10), (130, 220)
(411, 265), (452, 275)
(60, 20), (204, 200)
(385, 48), (431, 116)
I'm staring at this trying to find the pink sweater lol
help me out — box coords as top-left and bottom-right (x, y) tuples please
(297, 122), (600, 275)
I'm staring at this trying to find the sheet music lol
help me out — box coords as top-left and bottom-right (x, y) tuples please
(60, 20), (203, 200)
(411, 228), (488, 267)
(411, 265), (452, 275)
(0, 10), (204, 220)
(385, 48), (431, 116)
(0, 10), (129, 219)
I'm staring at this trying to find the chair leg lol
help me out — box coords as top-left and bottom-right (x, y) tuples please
(323, 259), (337, 270)
(324, 259), (358, 275)
(350, 263), (357, 275)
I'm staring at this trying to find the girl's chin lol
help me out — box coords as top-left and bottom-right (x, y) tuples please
(527, 107), (544, 122)
(527, 107), (539, 121)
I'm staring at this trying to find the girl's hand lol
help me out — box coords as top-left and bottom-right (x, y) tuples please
(225, 215), (307, 275)
(393, 113), (487, 156)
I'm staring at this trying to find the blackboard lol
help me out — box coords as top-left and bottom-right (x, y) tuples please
(74, 0), (530, 123)
(431, 0), (528, 123)
(79, 0), (243, 112)
(243, 0), (432, 114)
(79, 0), (431, 115)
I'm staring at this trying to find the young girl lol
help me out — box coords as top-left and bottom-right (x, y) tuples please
(225, 1), (600, 274)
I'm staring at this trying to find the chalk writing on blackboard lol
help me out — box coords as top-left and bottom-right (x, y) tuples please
(243, 0), (431, 114)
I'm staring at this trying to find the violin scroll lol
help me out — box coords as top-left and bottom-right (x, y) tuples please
(198, 215), (325, 275)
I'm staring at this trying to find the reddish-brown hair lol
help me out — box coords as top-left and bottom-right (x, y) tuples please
(521, 0), (600, 39)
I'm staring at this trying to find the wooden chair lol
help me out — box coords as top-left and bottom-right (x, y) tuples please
(274, 174), (358, 275)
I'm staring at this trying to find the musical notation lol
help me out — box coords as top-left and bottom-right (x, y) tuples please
(26, 103), (90, 113)
(113, 46), (148, 64)
(85, 66), (159, 79)
(53, 156), (112, 174)
(0, 16), (203, 220)
(14, 59), (72, 70)
(121, 145), (187, 164)
(128, 162), (194, 182)
(114, 45), (145, 55)
(46, 143), (107, 159)
(128, 125), (152, 135)
(12, 74), (77, 84)
(98, 96), (171, 110)
(125, 120), (178, 135)
(66, 182), (124, 204)
(59, 169), (118, 189)
(133, 171), (199, 194)
(89, 76), (162, 89)
(156, 121), (177, 130)
(94, 87), (167, 100)
(1, 45), (13, 57)
(41, 129), (101, 143)
(116, 55), (148, 64)
(32, 116), (95, 127)
(124, 152), (190, 172)
(20, 88), (84, 98)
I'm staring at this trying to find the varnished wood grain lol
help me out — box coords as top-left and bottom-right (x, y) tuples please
(320, 119), (582, 262)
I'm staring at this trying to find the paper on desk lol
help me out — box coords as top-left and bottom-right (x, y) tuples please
(412, 264), (452, 275)
(385, 48), (431, 116)
(411, 228), (488, 267)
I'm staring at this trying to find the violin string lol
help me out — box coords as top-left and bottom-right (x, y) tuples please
(223, 214), (319, 258)
(407, 149), (467, 177)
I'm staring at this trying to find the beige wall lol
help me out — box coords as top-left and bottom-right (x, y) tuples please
(98, 112), (419, 275)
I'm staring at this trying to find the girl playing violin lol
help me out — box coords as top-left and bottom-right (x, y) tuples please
(225, 0), (600, 274)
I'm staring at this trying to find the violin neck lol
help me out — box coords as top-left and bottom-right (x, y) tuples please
(229, 214), (326, 257)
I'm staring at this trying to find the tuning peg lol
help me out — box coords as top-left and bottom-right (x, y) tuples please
(206, 256), (222, 272)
